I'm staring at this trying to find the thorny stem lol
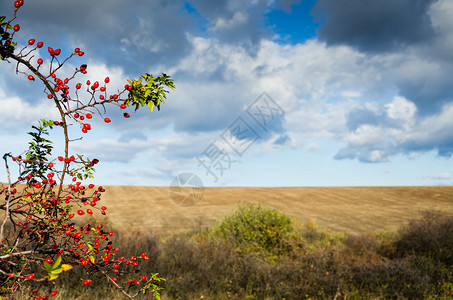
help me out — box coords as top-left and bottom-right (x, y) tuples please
(10, 53), (70, 199)
(0, 153), (12, 245)
(97, 267), (134, 299)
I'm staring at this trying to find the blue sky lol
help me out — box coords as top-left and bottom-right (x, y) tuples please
(1, 0), (453, 187)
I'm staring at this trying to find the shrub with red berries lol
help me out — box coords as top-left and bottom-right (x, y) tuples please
(1, 2), (172, 299)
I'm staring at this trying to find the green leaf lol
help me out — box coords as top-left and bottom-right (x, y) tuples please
(50, 268), (63, 276)
(44, 262), (53, 273)
(148, 102), (154, 112)
(88, 255), (95, 264)
(52, 255), (62, 269)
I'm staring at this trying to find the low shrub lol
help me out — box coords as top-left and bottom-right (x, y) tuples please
(210, 204), (298, 259)
(393, 210), (453, 266)
(25, 207), (453, 299)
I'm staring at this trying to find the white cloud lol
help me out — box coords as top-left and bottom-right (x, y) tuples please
(0, 89), (59, 128)
(212, 11), (248, 31)
(423, 173), (452, 180)
(385, 96), (416, 121)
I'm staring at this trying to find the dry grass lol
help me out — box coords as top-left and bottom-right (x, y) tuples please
(99, 186), (453, 234)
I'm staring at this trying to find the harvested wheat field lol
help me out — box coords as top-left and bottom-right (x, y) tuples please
(98, 186), (453, 234)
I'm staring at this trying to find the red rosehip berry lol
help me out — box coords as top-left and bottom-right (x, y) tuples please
(86, 209), (93, 214)
(48, 47), (54, 55)
(123, 113), (130, 118)
(76, 83), (81, 89)
(37, 58), (43, 64)
(86, 80), (90, 85)
(78, 51), (84, 56)
(58, 156), (64, 161)
(14, 1), (20, 8)
(104, 77), (110, 83)
(75, 47), (80, 53)
(54, 49), (61, 56)
(120, 103), (126, 109)
(104, 118), (111, 123)
(101, 206), (107, 210)
(37, 41), (44, 48)
(86, 113), (92, 119)
(77, 210), (84, 215)
(26, 274), (34, 280)
(28, 75), (35, 81)
(28, 39), (35, 45)
(45, 258), (53, 264)
(74, 113), (79, 118)
(13, 24), (20, 31)
(50, 291), (57, 297)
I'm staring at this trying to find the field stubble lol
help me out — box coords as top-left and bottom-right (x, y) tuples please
(100, 186), (453, 234)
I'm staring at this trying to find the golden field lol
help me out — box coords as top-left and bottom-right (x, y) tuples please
(99, 186), (453, 234)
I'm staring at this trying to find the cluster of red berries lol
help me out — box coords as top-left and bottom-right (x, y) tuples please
(14, 0), (23, 8)
(79, 63), (87, 74)
(27, 39), (44, 48)
(89, 158), (100, 166)
(74, 47), (84, 56)
(32, 289), (58, 299)
(74, 112), (92, 121)
(47, 47), (61, 57)
(58, 155), (75, 164)
(52, 120), (66, 129)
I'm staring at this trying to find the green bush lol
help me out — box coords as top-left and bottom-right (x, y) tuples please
(211, 204), (297, 259)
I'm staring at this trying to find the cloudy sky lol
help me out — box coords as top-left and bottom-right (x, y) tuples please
(1, 0), (453, 187)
